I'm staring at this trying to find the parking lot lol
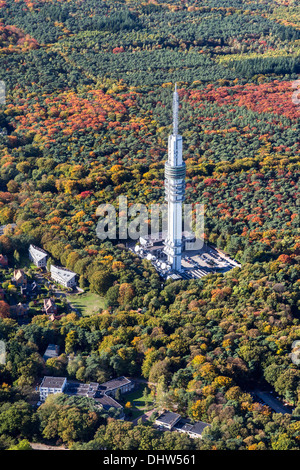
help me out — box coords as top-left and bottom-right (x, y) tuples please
(252, 391), (293, 414)
(180, 245), (240, 279)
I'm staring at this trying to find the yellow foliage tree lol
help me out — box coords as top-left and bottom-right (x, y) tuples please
(190, 399), (205, 421)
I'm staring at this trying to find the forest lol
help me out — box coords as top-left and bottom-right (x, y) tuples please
(0, 0), (299, 451)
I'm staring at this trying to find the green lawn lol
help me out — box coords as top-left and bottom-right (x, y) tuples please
(66, 292), (106, 316)
(122, 384), (154, 420)
(125, 385), (153, 408)
(125, 407), (144, 421)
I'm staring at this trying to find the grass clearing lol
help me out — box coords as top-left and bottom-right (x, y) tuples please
(122, 384), (154, 420)
(125, 384), (153, 408)
(66, 291), (106, 316)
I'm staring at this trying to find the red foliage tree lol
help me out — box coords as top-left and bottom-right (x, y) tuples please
(0, 300), (10, 318)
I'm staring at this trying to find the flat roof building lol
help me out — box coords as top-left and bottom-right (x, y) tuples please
(155, 410), (210, 438)
(98, 376), (134, 397)
(39, 376), (67, 402)
(39, 375), (133, 416)
(174, 420), (211, 439)
(95, 394), (124, 411)
(155, 411), (181, 430)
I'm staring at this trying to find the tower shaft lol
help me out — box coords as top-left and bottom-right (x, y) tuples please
(164, 85), (186, 271)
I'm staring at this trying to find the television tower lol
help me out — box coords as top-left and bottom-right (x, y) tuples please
(164, 84), (186, 271)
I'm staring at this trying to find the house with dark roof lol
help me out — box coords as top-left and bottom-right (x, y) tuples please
(94, 394), (124, 412)
(155, 411), (181, 430)
(20, 280), (39, 299)
(10, 302), (28, 318)
(155, 410), (210, 439)
(174, 419), (211, 439)
(98, 376), (134, 398)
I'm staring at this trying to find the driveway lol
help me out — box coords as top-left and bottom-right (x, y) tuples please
(132, 408), (157, 426)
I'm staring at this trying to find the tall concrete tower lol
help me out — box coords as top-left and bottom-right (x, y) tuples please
(164, 84), (186, 272)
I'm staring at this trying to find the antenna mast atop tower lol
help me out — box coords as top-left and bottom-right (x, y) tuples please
(173, 83), (179, 135)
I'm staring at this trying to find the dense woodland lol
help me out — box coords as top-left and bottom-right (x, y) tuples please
(0, 0), (299, 451)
